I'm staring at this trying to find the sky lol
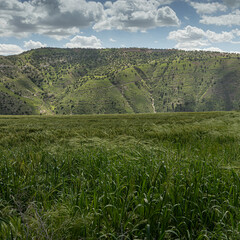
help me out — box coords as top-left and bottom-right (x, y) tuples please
(0, 0), (239, 55)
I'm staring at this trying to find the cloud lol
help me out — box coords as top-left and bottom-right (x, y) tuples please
(168, 25), (238, 50)
(206, 30), (234, 42)
(168, 26), (208, 50)
(0, 0), (39, 38)
(168, 25), (206, 42)
(24, 40), (47, 50)
(0, 44), (23, 55)
(232, 29), (240, 36)
(222, 0), (240, 8)
(202, 47), (224, 52)
(200, 10), (240, 26)
(39, 0), (104, 29)
(93, 0), (180, 32)
(189, 2), (227, 15)
(109, 38), (116, 42)
(42, 28), (80, 41)
(174, 41), (209, 51)
(0, 0), (179, 38)
(65, 35), (102, 48)
(0, 0), (104, 39)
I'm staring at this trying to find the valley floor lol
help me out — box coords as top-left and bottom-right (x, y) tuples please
(0, 111), (240, 239)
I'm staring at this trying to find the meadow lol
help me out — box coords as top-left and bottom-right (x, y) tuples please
(0, 111), (240, 239)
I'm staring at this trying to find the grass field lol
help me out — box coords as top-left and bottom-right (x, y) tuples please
(0, 112), (240, 239)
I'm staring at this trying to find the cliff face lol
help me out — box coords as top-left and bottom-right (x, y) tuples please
(0, 48), (240, 115)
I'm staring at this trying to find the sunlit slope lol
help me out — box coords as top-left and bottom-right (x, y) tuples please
(0, 48), (239, 114)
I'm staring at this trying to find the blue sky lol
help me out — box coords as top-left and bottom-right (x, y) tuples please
(0, 0), (239, 55)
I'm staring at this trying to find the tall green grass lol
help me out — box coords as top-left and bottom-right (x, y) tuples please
(0, 112), (240, 239)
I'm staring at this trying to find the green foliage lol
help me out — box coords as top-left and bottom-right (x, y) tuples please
(0, 112), (240, 238)
(0, 48), (240, 115)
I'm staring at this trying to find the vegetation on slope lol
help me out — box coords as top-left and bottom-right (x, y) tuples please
(0, 48), (240, 114)
(0, 112), (240, 238)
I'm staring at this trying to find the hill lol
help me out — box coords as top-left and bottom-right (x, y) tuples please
(0, 48), (240, 114)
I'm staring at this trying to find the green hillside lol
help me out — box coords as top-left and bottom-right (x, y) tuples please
(0, 48), (240, 114)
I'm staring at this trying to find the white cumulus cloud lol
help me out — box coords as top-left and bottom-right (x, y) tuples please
(65, 35), (102, 48)
(168, 26), (208, 50)
(168, 25), (238, 50)
(0, 44), (23, 56)
(206, 30), (234, 42)
(168, 25), (206, 42)
(24, 40), (47, 50)
(93, 0), (180, 32)
(202, 47), (224, 52)
(200, 10), (240, 26)
(189, 2), (227, 15)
